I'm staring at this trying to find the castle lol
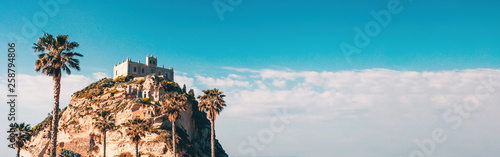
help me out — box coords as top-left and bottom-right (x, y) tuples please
(113, 54), (174, 81)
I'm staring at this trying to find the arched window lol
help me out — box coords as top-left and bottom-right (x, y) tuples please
(134, 67), (137, 72)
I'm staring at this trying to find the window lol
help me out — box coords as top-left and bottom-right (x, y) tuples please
(151, 69), (154, 73)
(142, 68), (144, 73)
(134, 67), (136, 72)
(115, 71), (117, 75)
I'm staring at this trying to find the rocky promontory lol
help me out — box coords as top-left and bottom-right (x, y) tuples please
(21, 75), (227, 157)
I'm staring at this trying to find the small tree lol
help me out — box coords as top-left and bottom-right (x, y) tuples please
(11, 123), (32, 157)
(188, 89), (195, 98)
(59, 149), (81, 157)
(124, 118), (153, 157)
(88, 133), (96, 156)
(182, 84), (187, 93)
(197, 88), (226, 157)
(160, 93), (187, 157)
(93, 110), (116, 157)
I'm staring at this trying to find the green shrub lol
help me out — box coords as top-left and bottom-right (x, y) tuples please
(118, 152), (133, 157)
(99, 78), (115, 88)
(114, 76), (126, 82)
(73, 78), (115, 99)
(90, 99), (101, 104)
(59, 149), (81, 157)
(134, 97), (151, 104)
(69, 120), (78, 126)
(114, 76), (134, 83)
(32, 107), (67, 137)
(136, 79), (145, 84)
(93, 90), (102, 96)
(105, 88), (119, 95)
(161, 80), (182, 93)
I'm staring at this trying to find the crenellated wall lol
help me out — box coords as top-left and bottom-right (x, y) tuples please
(113, 54), (174, 81)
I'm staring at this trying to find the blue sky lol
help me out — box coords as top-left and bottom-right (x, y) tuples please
(1, 0), (500, 156)
(1, 0), (499, 75)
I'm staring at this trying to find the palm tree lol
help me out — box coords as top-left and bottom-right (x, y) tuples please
(124, 118), (152, 157)
(11, 123), (32, 157)
(93, 110), (116, 157)
(197, 88), (226, 157)
(88, 133), (96, 156)
(33, 33), (83, 157)
(160, 93), (187, 157)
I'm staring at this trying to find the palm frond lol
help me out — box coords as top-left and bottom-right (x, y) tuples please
(160, 93), (187, 122)
(32, 33), (82, 78)
(197, 88), (227, 121)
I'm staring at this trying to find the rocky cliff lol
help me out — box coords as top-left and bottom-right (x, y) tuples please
(21, 75), (227, 157)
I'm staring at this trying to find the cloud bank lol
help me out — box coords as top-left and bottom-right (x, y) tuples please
(4, 69), (500, 156)
(186, 68), (500, 157)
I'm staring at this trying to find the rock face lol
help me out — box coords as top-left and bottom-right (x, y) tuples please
(22, 75), (227, 157)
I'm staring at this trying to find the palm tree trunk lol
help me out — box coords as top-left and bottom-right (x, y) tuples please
(136, 142), (139, 157)
(172, 122), (176, 157)
(211, 119), (215, 157)
(50, 75), (61, 157)
(89, 134), (95, 156)
(103, 130), (107, 157)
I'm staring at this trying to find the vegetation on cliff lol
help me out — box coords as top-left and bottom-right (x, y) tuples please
(27, 75), (227, 157)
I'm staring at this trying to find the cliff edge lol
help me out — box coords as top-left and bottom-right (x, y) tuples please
(21, 75), (227, 157)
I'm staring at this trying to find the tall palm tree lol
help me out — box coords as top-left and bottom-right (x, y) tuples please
(160, 93), (187, 157)
(93, 110), (116, 157)
(124, 118), (152, 157)
(197, 88), (226, 157)
(11, 123), (32, 157)
(33, 33), (83, 157)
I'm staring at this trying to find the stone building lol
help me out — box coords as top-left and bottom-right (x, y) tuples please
(125, 77), (163, 102)
(113, 54), (174, 81)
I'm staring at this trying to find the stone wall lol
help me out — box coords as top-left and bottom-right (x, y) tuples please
(113, 55), (174, 81)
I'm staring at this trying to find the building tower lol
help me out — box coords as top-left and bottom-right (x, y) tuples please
(146, 54), (157, 67)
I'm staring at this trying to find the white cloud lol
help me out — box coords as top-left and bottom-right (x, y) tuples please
(7, 68), (500, 157)
(17, 74), (93, 109)
(175, 75), (194, 88)
(92, 72), (108, 80)
(272, 79), (287, 88)
(175, 74), (202, 96)
(211, 68), (500, 156)
(235, 69), (498, 118)
(195, 75), (251, 88)
(221, 67), (259, 73)
(189, 68), (500, 122)
(0, 74), (95, 131)
(228, 74), (245, 79)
